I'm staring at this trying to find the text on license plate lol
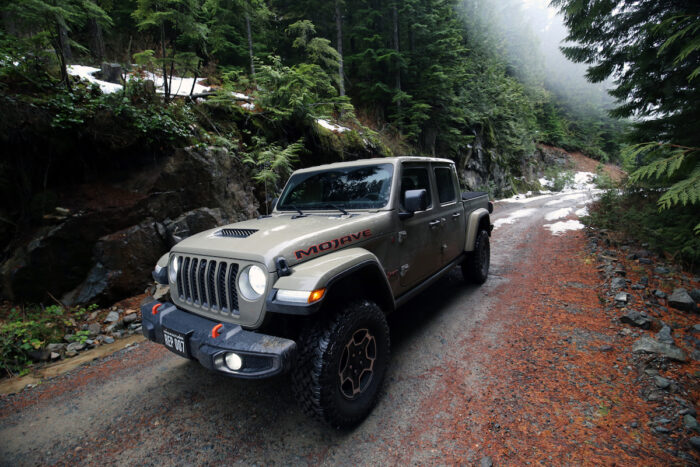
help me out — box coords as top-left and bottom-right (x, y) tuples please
(163, 328), (189, 357)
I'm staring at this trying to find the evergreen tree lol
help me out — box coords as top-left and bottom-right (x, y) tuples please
(2, 0), (112, 87)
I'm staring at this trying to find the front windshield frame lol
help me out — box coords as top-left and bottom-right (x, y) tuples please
(276, 163), (395, 212)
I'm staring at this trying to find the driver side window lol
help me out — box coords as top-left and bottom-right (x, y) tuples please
(400, 165), (432, 211)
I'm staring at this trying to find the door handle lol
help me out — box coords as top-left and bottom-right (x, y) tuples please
(428, 219), (441, 228)
(451, 212), (461, 219)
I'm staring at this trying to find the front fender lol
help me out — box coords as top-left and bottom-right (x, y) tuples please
(273, 247), (382, 291)
(267, 248), (393, 315)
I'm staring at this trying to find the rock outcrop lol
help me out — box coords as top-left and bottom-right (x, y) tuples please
(1, 146), (259, 305)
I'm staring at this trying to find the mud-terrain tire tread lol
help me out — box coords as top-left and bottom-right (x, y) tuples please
(463, 229), (490, 284)
(291, 300), (390, 428)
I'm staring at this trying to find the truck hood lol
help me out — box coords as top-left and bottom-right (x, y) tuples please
(171, 211), (392, 269)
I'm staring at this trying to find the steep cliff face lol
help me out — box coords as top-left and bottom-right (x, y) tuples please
(1, 146), (259, 306)
(456, 135), (564, 197)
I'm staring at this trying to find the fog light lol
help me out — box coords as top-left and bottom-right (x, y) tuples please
(225, 352), (243, 371)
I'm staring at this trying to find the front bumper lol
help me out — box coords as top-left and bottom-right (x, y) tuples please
(140, 301), (296, 379)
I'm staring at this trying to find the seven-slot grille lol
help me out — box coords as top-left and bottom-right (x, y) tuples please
(174, 255), (239, 315)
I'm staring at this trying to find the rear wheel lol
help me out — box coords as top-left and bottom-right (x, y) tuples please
(463, 229), (490, 284)
(292, 300), (390, 428)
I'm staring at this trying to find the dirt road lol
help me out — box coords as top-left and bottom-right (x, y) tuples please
(0, 184), (696, 465)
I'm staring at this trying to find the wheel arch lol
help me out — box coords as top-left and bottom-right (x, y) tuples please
(464, 208), (490, 252)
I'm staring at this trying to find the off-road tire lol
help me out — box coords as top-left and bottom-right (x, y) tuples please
(292, 300), (390, 429)
(463, 229), (490, 284)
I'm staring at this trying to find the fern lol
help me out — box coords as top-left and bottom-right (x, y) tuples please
(626, 143), (700, 227)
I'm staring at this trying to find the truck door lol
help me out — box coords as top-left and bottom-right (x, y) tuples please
(397, 163), (443, 288)
(433, 164), (465, 266)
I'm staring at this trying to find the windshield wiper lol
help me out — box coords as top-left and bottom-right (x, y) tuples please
(289, 205), (307, 218)
(325, 203), (348, 215)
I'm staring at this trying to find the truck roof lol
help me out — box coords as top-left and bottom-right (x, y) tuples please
(291, 156), (455, 174)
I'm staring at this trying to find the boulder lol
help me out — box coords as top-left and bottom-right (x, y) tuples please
(161, 207), (224, 248)
(611, 277), (627, 290)
(1, 145), (259, 306)
(632, 336), (687, 362)
(100, 63), (123, 84)
(656, 325), (674, 344)
(668, 288), (696, 312)
(620, 310), (652, 329)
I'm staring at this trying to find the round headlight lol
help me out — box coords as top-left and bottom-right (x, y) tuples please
(238, 265), (267, 300)
(168, 255), (179, 283)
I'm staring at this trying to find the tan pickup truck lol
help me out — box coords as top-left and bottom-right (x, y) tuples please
(143, 156), (493, 428)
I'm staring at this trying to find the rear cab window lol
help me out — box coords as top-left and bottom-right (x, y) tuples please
(434, 166), (456, 204)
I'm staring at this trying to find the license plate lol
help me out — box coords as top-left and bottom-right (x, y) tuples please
(162, 327), (190, 358)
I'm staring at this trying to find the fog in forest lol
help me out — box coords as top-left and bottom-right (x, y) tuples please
(461, 0), (617, 115)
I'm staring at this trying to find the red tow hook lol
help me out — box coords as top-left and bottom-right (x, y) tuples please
(211, 323), (223, 339)
(151, 303), (162, 315)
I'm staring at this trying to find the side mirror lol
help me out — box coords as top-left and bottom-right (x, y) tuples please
(400, 189), (428, 219)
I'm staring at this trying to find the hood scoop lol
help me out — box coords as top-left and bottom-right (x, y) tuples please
(214, 228), (258, 238)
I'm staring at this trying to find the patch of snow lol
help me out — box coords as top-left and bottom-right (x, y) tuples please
(539, 177), (553, 188)
(498, 193), (555, 204)
(241, 102), (255, 110)
(573, 171), (596, 190)
(545, 207), (572, 221)
(141, 71), (211, 96)
(544, 219), (584, 235)
(493, 208), (537, 229)
(575, 207), (589, 217)
(560, 193), (588, 202)
(67, 65), (123, 94)
(544, 198), (564, 206)
(317, 118), (350, 133)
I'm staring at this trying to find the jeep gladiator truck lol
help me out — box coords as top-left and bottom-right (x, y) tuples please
(143, 156), (493, 428)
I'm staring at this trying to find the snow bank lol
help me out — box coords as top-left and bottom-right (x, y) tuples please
(316, 118), (350, 133)
(544, 207), (572, 221)
(575, 207), (589, 217)
(544, 219), (585, 235)
(493, 208), (537, 229)
(67, 65), (123, 94)
(141, 71), (211, 96)
(67, 64), (214, 96)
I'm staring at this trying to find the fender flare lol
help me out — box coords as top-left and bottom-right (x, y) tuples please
(464, 208), (490, 252)
(267, 248), (395, 315)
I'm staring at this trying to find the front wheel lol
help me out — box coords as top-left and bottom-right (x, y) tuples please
(462, 229), (490, 284)
(292, 300), (390, 428)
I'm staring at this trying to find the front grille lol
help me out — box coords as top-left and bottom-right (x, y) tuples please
(175, 255), (240, 315)
(215, 228), (258, 238)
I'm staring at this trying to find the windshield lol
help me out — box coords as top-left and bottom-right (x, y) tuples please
(277, 163), (394, 211)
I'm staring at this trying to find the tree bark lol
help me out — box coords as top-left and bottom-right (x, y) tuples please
(246, 13), (255, 79)
(393, 4), (401, 114)
(88, 17), (106, 62)
(335, 0), (345, 97)
(160, 23), (169, 99)
(57, 20), (73, 63)
(2, 10), (17, 35)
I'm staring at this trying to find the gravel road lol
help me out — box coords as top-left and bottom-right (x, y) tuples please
(0, 186), (604, 465)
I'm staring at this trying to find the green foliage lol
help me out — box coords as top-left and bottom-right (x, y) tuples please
(242, 137), (305, 188)
(625, 142), (700, 233)
(552, 0), (700, 148)
(543, 167), (575, 192)
(583, 189), (700, 268)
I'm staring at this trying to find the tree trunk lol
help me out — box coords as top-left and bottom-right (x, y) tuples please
(88, 17), (106, 62)
(393, 4), (401, 114)
(335, 0), (345, 97)
(160, 24), (169, 100)
(57, 20), (73, 63)
(246, 13), (255, 79)
(2, 10), (17, 35)
(54, 20), (69, 89)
